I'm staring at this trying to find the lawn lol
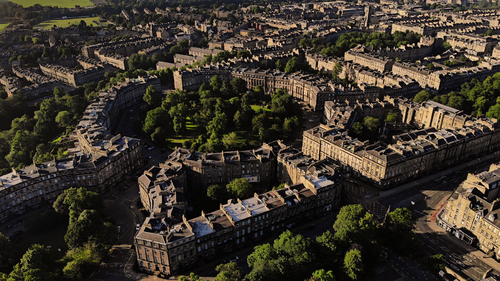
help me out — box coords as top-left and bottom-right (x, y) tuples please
(8, 0), (93, 8)
(35, 16), (103, 30)
(0, 23), (10, 32)
(251, 104), (271, 113)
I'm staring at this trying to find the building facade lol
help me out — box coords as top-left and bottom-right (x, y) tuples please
(135, 157), (343, 276)
(302, 100), (500, 188)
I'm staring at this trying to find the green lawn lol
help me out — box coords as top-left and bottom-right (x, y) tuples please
(35, 16), (102, 30)
(251, 104), (271, 112)
(0, 23), (10, 32)
(8, 0), (93, 8)
(186, 118), (198, 131)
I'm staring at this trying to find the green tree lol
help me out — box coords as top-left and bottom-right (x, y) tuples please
(65, 209), (104, 249)
(55, 110), (72, 128)
(59, 187), (103, 224)
(143, 85), (160, 107)
(363, 116), (380, 132)
(385, 111), (398, 122)
(207, 184), (227, 202)
(215, 262), (245, 281)
(63, 241), (103, 280)
(413, 90), (433, 102)
(231, 77), (248, 94)
(210, 75), (223, 92)
(285, 57), (301, 73)
(8, 244), (51, 281)
(309, 269), (336, 281)
(0, 232), (13, 271)
(344, 249), (364, 280)
(143, 107), (169, 135)
(247, 230), (316, 281)
(226, 178), (253, 199)
(388, 208), (416, 233)
(275, 59), (283, 71)
(333, 204), (379, 245)
(222, 132), (242, 150)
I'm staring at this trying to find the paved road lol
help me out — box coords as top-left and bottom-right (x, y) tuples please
(377, 166), (500, 281)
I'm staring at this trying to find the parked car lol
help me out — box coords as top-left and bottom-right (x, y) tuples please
(148, 146), (155, 150)
(229, 256), (239, 262)
(13, 230), (23, 237)
(136, 224), (141, 231)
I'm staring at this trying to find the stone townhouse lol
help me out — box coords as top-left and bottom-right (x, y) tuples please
(39, 63), (106, 87)
(84, 37), (168, 70)
(189, 47), (223, 58)
(0, 76), (161, 222)
(302, 100), (500, 188)
(438, 163), (500, 258)
(138, 162), (186, 220)
(230, 68), (381, 111)
(173, 54), (204, 66)
(437, 32), (497, 55)
(0, 133), (141, 223)
(344, 49), (395, 73)
(135, 159), (343, 276)
(165, 141), (283, 192)
(173, 64), (232, 91)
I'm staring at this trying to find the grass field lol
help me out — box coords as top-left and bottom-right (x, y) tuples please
(0, 23), (10, 32)
(251, 104), (271, 112)
(8, 0), (93, 8)
(35, 16), (102, 30)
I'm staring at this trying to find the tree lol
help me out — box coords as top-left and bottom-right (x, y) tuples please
(413, 90), (432, 102)
(210, 75), (223, 92)
(333, 205), (379, 245)
(55, 110), (72, 128)
(0, 232), (13, 270)
(285, 57), (301, 73)
(63, 241), (103, 281)
(344, 249), (364, 280)
(8, 244), (51, 281)
(309, 269), (336, 281)
(53, 86), (64, 98)
(385, 111), (398, 122)
(247, 230), (316, 281)
(388, 208), (416, 234)
(275, 59), (283, 71)
(226, 178), (253, 199)
(207, 184), (227, 202)
(143, 107), (169, 135)
(231, 78), (248, 94)
(143, 85), (160, 107)
(363, 116), (380, 133)
(65, 209), (104, 249)
(59, 187), (103, 224)
(215, 262), (245, 281)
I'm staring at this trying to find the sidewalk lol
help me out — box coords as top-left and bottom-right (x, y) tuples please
(426, 199), (500, 271)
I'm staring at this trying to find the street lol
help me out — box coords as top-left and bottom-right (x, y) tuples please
(377, 164), (500, 281)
